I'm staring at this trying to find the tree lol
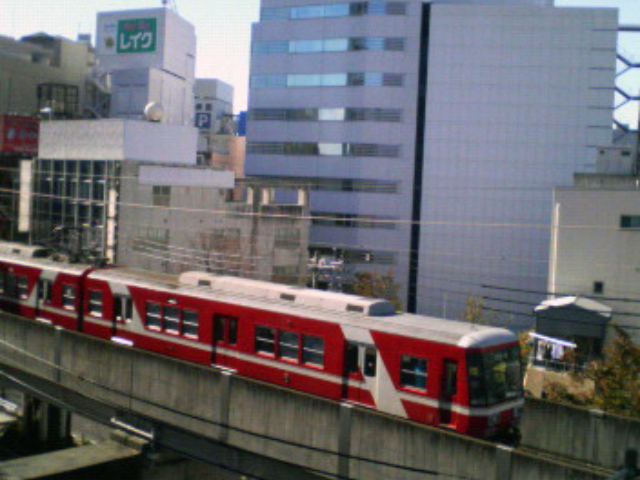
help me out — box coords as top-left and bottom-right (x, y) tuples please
(545, 328), (640, 418)
(352, 270), (402, 311)
(462, 296), (495, 325)
(587, 328), (640, 417)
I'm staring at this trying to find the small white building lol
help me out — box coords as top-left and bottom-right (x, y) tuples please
(548, 147), (640, 348)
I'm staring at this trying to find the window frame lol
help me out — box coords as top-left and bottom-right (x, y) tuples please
(255, 325), (277, 357)
(17, 275), (29, 300)
(182, 309), (200, 338)
(62, 284), (76, 310)
(302, 335), (325, 367)
(399, 355), (428, 392)
(145, 301), (162, 330)
(88, 289), (103, 317)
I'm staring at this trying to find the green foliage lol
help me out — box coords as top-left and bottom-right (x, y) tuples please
(462, 297), (494, 325)
(545, 328), (640, 419)
(587, 328), (640, 417)
(352, 270), (402, 312)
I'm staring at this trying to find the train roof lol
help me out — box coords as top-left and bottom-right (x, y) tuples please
(89, 268), (517, 349)
(0, 241), (50, 258)
(0, 252), (92, 276)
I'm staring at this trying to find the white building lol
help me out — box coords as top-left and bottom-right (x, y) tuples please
(549, 150), (640, 347)
(96, 8), (196, 125)
(246, 0), (618, 324)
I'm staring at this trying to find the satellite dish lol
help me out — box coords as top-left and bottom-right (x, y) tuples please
(144, 102), (165, 122)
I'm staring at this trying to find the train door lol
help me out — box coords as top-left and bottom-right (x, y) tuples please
(343, 342), (378, 405)
(35, 278), (51, 320)
(440, 359), (458, 426)
(112, 295), (133, 339)
(212, 314), (238, 369)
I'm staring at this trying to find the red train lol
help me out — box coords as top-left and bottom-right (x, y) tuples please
(0, 242), (523, 438)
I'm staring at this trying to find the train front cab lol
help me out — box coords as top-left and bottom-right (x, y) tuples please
(463, 343), (524, 438)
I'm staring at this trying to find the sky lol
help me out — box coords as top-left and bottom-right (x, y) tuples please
(0, 0), (639, 117)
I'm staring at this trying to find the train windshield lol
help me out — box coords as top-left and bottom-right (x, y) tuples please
(467, 346), (522, 407)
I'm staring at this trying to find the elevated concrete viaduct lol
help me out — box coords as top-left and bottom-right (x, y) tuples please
(0, 312), (620, 480)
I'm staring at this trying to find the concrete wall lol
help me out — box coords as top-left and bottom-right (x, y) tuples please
(521, 397), (640, 470)
(0, 312), (618, 480)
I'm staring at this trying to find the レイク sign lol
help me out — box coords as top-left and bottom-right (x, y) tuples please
(117, 18), (157, 53)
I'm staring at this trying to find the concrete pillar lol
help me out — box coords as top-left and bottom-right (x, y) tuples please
(495, 445), (513, 480)
(218, 371), (232, 442)
(337, 403), (353, 479)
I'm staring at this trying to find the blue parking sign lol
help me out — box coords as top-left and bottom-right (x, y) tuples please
(196, 113), (212, 130)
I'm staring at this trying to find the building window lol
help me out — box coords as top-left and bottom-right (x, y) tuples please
(255, 326), (276, 355)
(302, 335), (324, 366)
(261, 2), (407, 21)
(312, 212), (397, 230)
(253, 37), (405, 55)
(145, 302), (162, 328)
(182, 310), (199, 337)
(17, 276), (29, 300)
(250, 73), (404, 89)
(620, 215), (640, 229)
(152, 186), (171, 207)
(205, 104), (212, 111)
(280, 331), (300, 361)
(250, 108), (402, 123)
(62, 285), (76, 310)
(400, 355), (428, 391)
(248, 142), (401, 158)
(275, 229), (301, 248)
(164, 306), (181, 333)
(196, 103), (203, 110)
(88, 290), (103, 317)
(593, 281), (605, 294)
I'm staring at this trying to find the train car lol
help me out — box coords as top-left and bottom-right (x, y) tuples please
(0, 249), (524, 438)
(84, 268), (524, 438)
(0, 252), (93, 329)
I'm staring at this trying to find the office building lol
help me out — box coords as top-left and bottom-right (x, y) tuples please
(246, 0), (617, 322)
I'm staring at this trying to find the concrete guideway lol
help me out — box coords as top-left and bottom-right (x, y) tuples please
(0, 311), (625, 480)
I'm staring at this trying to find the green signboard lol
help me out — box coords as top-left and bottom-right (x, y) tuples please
(117, 18), (157, 54)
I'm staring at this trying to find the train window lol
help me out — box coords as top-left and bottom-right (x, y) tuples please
(280, 331), (299, 361)
(364, 347), (377, 377)
(345, 342), (359, 373)
(164, 306), (180, 333)
(302, 335), (324, 366)
(114, 296), (133, 322)
(88, 290), (103, 317)
(255, 326), (276, 355)
(17, 276), (28, 299)
(400, 355), (428, 391)
(62, 285), (76, 309)
(145, 302), (162, 328)
(228, 318), (238, 345)
(37, 279), (52, 303)
(182, 310), (199, 337)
